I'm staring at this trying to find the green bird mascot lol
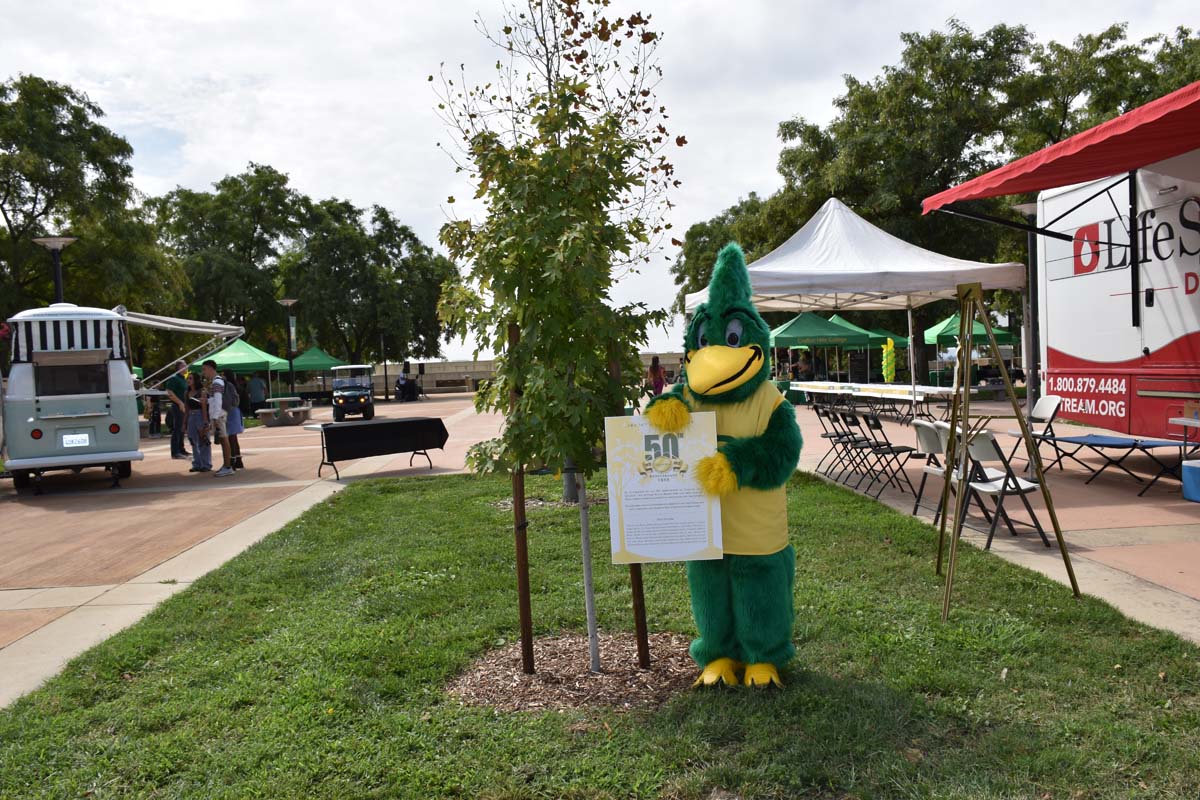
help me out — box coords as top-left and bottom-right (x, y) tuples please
(646, 242), (802, 688)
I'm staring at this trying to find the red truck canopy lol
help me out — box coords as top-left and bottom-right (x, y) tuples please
(923, 81), (1200, 214)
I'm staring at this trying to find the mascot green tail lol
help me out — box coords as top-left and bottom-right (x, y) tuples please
(646, 242), (802, 688)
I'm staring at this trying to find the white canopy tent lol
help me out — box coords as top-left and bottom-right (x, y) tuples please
(683, 197), (1025, 399)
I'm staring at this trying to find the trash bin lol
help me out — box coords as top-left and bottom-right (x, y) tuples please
(1183, 460), (1200, 503)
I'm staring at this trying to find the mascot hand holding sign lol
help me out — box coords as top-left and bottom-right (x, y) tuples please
(646, 243), (802, 688)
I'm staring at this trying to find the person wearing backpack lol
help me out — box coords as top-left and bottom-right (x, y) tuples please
(202, 360), (235, 477)
(223, 369), (246, 471)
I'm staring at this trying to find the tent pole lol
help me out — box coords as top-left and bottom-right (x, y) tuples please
(908, 303), (917, 420)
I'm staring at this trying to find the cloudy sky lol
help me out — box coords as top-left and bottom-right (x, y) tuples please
(1, 1), (1194, 359)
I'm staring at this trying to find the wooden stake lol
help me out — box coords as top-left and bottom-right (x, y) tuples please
(941, 290), (976, 622)
(509, 322), (535, 673)
(629, 564), (651, 669)
(608, 348), (651, 669)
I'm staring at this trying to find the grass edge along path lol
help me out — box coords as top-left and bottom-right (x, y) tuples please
(1, 472), (1197, 799)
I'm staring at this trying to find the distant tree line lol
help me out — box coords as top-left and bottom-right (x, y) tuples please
(0, 74), (456, 370)
(669, 22), (1200, 369)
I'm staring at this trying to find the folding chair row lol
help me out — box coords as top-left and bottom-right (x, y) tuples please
(812, 404), (917, 498)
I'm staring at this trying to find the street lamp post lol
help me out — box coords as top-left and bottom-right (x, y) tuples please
(278, 298), (298, 395)
(32, 236), (78, 303)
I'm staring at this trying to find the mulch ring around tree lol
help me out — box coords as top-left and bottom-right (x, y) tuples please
(446, 631), (696, 713)
(490, 495), (609, 511)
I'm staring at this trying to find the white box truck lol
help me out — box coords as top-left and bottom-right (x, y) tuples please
(1037, 148), (1200, 440)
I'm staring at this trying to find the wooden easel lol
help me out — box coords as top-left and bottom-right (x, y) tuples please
(934, 283), (1081, 621)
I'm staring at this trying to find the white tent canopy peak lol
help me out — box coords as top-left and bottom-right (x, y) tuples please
(683, 197), (1025, 313)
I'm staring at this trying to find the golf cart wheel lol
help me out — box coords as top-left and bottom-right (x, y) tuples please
(333, 408), (344, 422)
(362, 408), (374, 421)
(117, 461), (132, 479)
(12, 470), (31, 489)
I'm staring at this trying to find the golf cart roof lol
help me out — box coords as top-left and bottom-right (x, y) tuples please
(331, 364), (373, 372)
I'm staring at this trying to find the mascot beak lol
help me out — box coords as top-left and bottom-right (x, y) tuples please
(686, 345), (764, 396)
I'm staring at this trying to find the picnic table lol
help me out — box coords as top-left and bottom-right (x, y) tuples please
(257, 396), (312, 427)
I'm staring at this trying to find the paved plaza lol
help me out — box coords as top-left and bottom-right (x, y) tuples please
(0, 394), (502, 706)
(795, 401), (1200, 643)
(2, 393), (1198, 708)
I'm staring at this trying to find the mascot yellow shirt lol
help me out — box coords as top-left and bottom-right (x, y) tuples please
(683, 380), (788, 556)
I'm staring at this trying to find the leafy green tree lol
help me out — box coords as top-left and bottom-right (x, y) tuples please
(437, 0), (679, 476)
(670, 21), (1200, 370)
(0, 74), (139, 317)
(279, 200), (454, 363)
(153, 163), (299, 341)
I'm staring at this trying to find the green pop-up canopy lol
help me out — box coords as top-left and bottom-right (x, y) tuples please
(292, 346), (346, 371)
(924, 313), (1015, 346)
(770, 312), (871, 348)
(870, 328), (909, 349)
(195, 339), (289, 373)
(828, 314), (889, 347)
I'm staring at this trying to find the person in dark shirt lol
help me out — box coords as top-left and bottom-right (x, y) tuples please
(163, 360), (190, 459)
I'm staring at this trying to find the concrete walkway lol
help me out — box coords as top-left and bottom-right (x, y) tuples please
(0, 394), (502, 707)
(796, 402), (1200, 644)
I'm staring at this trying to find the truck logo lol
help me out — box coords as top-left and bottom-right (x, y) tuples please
(1065, 196), (1200, 284)
(1072, 223), (1102, 275)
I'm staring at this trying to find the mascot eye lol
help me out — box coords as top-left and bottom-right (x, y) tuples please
(725, 319), (744, 347)
(697, 330), (708, 348)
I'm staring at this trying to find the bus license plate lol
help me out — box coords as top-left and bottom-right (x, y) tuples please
(62, 433), (90, 448)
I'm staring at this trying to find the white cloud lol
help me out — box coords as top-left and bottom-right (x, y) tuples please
(1, 0), (1194, 359)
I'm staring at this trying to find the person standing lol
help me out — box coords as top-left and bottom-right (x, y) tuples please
(186, 373), (212, 472)
(163, 360), (189, 460)
(202, 360), (235, 477)
(646, 355), (667, 397)
(223, 369), (246, 470)
(247, 372), (267, 412)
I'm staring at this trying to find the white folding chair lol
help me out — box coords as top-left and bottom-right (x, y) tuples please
(910, 420), (944, 516)
(1006, 394), (1062, 468)
(931, 421), (1005, 528)
(965, 430), (1052, 550)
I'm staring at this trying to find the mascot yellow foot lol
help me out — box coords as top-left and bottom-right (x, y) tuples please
(645, 396), (691, 434)
(744, 663), (783, 689)
(692, 657), (742, 688)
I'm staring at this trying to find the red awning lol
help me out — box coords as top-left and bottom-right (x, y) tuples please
(922, 80), (1200, 214)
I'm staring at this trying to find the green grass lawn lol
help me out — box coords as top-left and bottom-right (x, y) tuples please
(2, 472), (1198, 799)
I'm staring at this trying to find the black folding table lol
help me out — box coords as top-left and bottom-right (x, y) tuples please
(307, 417), (449, 479)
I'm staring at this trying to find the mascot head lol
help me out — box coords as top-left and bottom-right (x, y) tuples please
(684, 243), (771, 404)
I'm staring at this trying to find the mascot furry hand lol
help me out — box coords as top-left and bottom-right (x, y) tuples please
(646, 242), (802, 689)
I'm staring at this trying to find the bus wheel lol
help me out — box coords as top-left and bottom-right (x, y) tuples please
(117, 461), (132, 479)
(12, 470), (31, 489)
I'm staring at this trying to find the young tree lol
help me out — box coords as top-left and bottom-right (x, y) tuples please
(438, 0), (679, 475)
(435, 0), (682, 672)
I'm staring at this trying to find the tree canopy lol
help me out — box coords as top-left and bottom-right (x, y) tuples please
(280, 199), (456, 364)
(0, 75), (139, 318)
(669, 22), (1200, 360)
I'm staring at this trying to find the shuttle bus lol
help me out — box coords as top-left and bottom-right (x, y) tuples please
(2, 303), (143, 488)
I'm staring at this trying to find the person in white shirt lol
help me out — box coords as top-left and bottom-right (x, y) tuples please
(202, 360), (234, 477)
